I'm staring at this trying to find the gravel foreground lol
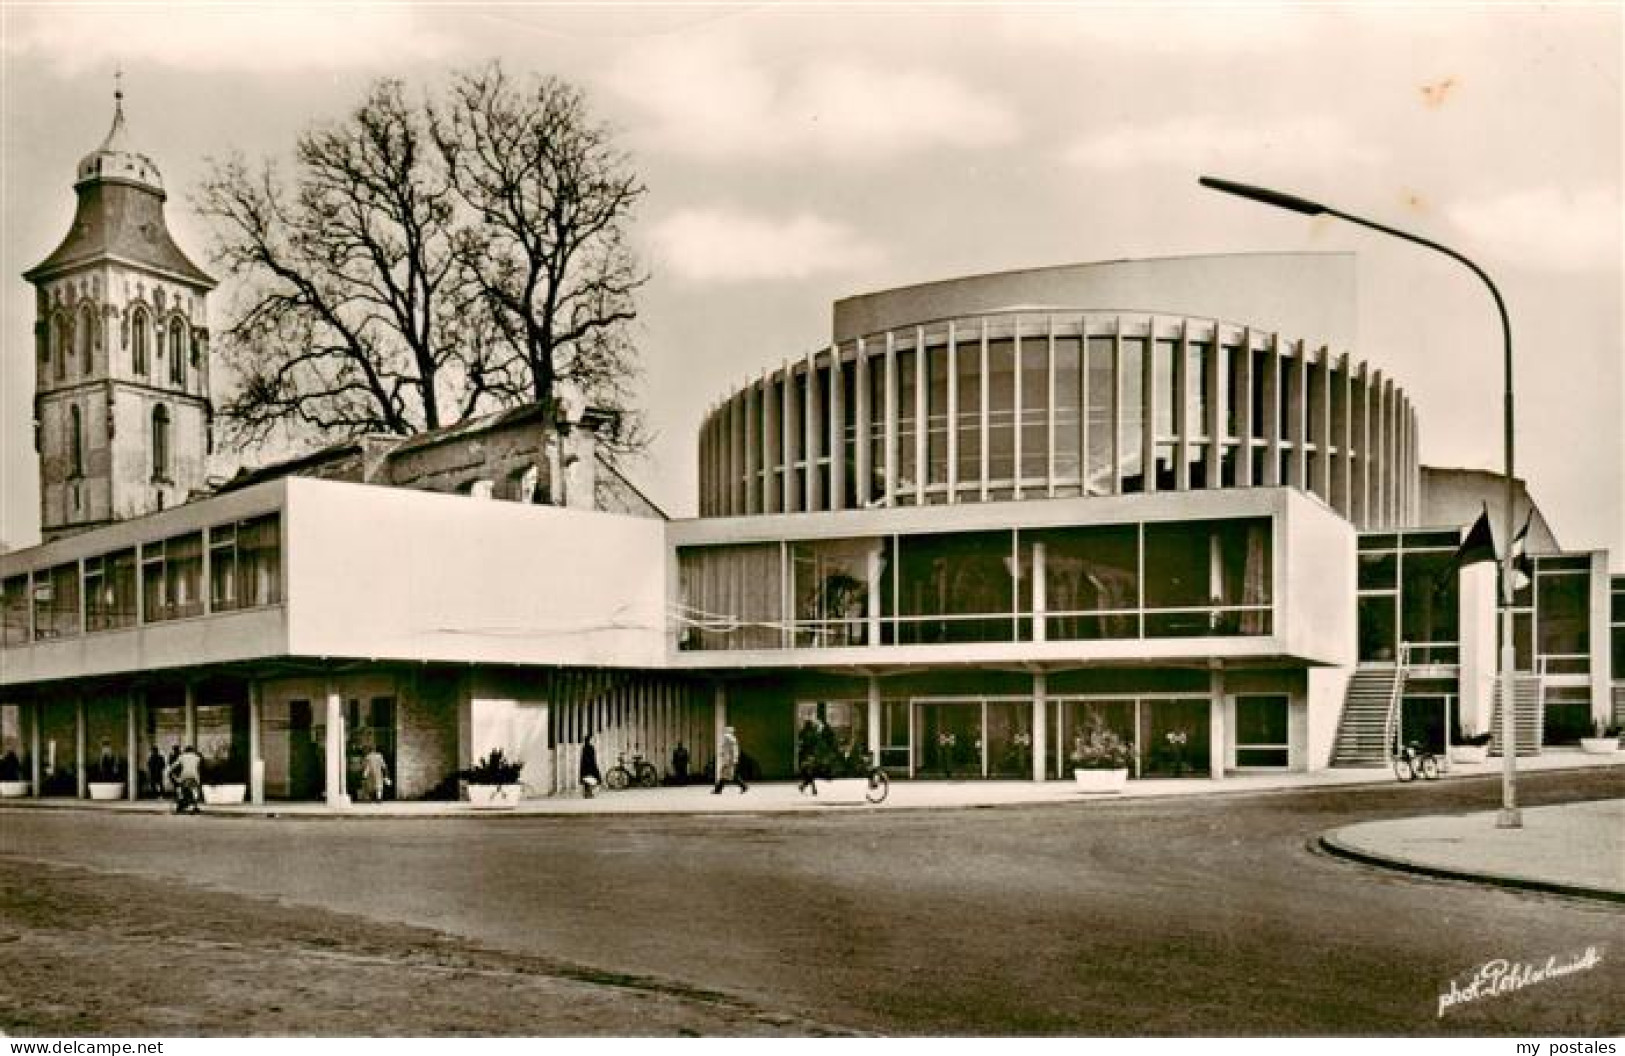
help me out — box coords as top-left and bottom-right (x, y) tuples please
(0, 857), (854, 1037)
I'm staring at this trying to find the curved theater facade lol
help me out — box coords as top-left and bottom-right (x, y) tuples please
(2, 119), (1616, 810)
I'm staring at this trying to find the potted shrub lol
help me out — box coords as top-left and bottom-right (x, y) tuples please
(202, 752), (248, 805)
(460, 748), (525, 809)
(88, 756), (125, 800)
(1070, 720), (1135, 793)
(1579, 720), (1621, 756)
(1449, 729), (1493, 765)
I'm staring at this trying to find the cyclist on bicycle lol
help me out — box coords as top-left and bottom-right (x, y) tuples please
(168, 744), (204, 814)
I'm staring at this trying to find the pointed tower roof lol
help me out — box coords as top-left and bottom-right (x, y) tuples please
(25, 82), (214, 288)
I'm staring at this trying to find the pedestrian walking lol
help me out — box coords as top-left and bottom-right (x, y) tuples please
(796, 718), (821, 795)
(145, 744), (164, 799)
(361, 745), (389, 803)
(579, 734), (602, 798)
(712, 725), (747, 794)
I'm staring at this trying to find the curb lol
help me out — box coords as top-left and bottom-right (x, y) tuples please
(1316, 829), (1625, 904)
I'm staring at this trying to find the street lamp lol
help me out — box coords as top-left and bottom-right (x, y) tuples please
(1198, 175), (1522, 828)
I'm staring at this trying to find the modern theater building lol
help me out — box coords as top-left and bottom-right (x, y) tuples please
(1, 102), (1618, 805)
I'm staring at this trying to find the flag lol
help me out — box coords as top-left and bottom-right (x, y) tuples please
(1510, 507), (1535, 591)
(1451, 504), (1498, 570)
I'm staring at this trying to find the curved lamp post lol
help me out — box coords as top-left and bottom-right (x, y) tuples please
(1198, 175), (1521, 828)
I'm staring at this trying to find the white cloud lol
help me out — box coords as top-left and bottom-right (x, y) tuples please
(649, 207), (884, 284)
(607, 33), (1018, 163)
(4, 4), (452, 74)
(1446, 185), (1620, 273)
(1062, 117), (1384, 172)
(993, 5), (1308, 56)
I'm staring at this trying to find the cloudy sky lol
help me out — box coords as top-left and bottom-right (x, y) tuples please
(2, 3), (1620, 565)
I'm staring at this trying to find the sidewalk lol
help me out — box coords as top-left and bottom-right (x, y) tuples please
(1321, 799), (1625, 902)
(3, 746), (1618, 818)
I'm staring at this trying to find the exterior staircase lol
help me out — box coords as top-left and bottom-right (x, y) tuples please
(1488, 675), (1544, 756)
(1331, 664), (1404, 767)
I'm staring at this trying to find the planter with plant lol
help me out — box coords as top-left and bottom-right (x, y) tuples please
(202, 753), (248, 805)
(88, 757), (125, 800)
(1449, 729), (1493, 765)
(460, 748), (525, 808)
(1579, 720), (1621, 756)
(1070, 720), (1135, 793)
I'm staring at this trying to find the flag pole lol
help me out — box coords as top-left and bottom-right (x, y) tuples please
(1198, 177), (1521, 827)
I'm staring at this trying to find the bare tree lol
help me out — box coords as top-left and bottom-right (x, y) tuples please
(434, 63), (647, 450)
(198, 80), (501, 444)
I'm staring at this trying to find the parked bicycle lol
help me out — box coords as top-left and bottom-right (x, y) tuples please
(604, 750), (660, 790)
(1392, 741), (1440, 783)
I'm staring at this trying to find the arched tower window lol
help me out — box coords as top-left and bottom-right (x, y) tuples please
(131, 308), (149, 375)
(168, 319), (187, 385)
(52, 313), (70, 380)
(78, 304), (96, 374)
(68, 405), (83, 479)
(152, 404), (170, 482)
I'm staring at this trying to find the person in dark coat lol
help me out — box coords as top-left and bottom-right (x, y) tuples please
(579, 734), (602, 798)
(796, 719), (822, 795)
(145, 745), (165, 799)
(671, 742), (690, 784)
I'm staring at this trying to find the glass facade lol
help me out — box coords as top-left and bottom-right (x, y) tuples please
(700, 312), (1418, 530)
(676, 516), (1273, 651)
(2, 513), (282, 646)
(1356, 530), (1458, 664)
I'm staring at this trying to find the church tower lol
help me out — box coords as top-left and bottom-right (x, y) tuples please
(23, 85), (216, 542)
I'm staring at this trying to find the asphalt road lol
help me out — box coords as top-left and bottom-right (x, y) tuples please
(3, 768), (1622, 1036)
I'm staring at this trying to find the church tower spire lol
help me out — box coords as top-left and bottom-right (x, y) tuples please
(22, 83), (216, 541)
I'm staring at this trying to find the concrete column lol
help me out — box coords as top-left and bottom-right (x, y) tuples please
(125, 691), (138, 800)
(30, 700), (42, 797)
(249, 681), (264, 805)
(325, 685), (348, 807)
(75, 696), (86, 798)
(867, 674), (882, 766)
(183, 681), (197, 747)
(1032, 671), (1048, 783)
(1209, 669), (1226, 780)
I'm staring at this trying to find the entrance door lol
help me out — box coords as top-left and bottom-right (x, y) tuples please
(913, 700), (982, 778)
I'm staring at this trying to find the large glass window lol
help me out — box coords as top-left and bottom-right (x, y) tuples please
(209, 514), (283, 612)
(1119, 338), (1144, 492)
(1053, 336), (1082, 487)
(1085, 336), (1115, 496)
(1030, 525), (1139, 640)
(1143, 518), (1272, 636)
(1235, 695), (1289, 767)
(1400, 550), (1458, 664)
(895, 347), (918, 500)
(33, 563), (80, 640)
(893, 531), (1014, 644)
(3, 575), (30, 645)
(143, 532), (204, 622)
(1018, 335), (1048, 482)
(84, 548), (136, 632)
(867, 353), (887, 503)
(986, 338), (1016, 488)
(925, 344), (949, 490)
(954, 336), (981, 489)
(789, 538), (876, 647)
(678, 544), (783, 651)
(1536, 570), (1590, 672)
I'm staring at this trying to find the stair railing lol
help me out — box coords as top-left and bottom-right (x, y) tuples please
(1384, 643), (1413, 758)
